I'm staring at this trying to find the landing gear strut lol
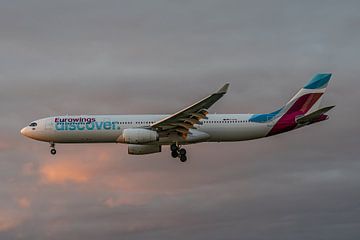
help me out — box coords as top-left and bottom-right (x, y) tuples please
(170, 143), (187, 162)
(50, 142), (56, 155)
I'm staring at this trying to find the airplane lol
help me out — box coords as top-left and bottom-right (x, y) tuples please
(20, 73), (334, 162)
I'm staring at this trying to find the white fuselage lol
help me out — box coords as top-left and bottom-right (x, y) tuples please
(21, 114), (273, 145)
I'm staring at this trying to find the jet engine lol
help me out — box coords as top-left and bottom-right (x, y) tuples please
(120, 129), (159, 144)
(128, 144), (161, 155)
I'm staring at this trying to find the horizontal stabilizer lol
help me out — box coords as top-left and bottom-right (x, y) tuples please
(296, 105), (335, 124)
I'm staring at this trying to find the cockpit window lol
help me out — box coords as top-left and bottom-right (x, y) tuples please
(29, 122), (37, 127)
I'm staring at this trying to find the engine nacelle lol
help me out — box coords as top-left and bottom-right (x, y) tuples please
(120, 128), (159, 144)
(128, 144), (161, 155)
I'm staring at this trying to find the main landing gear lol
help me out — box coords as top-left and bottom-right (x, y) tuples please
(50, 142), (56, 155)
(170, 143), (187, 162)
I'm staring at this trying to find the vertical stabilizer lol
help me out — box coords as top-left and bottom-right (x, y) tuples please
(267, 73), (332, 136)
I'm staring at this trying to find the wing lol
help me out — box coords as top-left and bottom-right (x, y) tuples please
(150, 83), (229, 138)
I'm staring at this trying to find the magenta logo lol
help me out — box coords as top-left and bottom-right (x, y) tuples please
(55, 117), (96, 123)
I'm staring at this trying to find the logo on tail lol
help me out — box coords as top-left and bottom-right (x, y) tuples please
(267, 73), (333, 136)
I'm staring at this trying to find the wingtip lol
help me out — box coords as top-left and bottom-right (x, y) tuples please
(217, 83), (230, 94)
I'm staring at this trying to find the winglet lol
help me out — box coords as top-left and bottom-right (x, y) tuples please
(216, 83), (230, 94)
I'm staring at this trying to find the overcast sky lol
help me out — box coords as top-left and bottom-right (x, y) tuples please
(0, 0), (359, 239)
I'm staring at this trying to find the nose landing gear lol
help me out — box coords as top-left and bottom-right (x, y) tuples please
(170, 143), (187, 162)
(50, 142), (56, 155)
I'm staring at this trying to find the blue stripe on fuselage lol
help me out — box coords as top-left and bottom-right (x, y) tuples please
(249, 108), (283, 123)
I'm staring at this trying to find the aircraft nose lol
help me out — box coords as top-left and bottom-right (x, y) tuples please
(20, 127), (28, 136)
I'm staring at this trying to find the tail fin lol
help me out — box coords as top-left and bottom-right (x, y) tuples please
(283, 73), (332, 115)
(267, 73), (332, 136)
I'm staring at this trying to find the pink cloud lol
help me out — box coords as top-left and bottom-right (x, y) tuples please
(16, 197), (31, 209)
(40, 160), (91, 184)
(0, 212), (23, 232)
(38, 146), (118, 185)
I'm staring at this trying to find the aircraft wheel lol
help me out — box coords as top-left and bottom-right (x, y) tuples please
(180, 154), (187, 162)
(50, 149), (57, 155)
(171, 151), (179, 158)
(170, 143), (178, 152)
(179, 148), (186, 156)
